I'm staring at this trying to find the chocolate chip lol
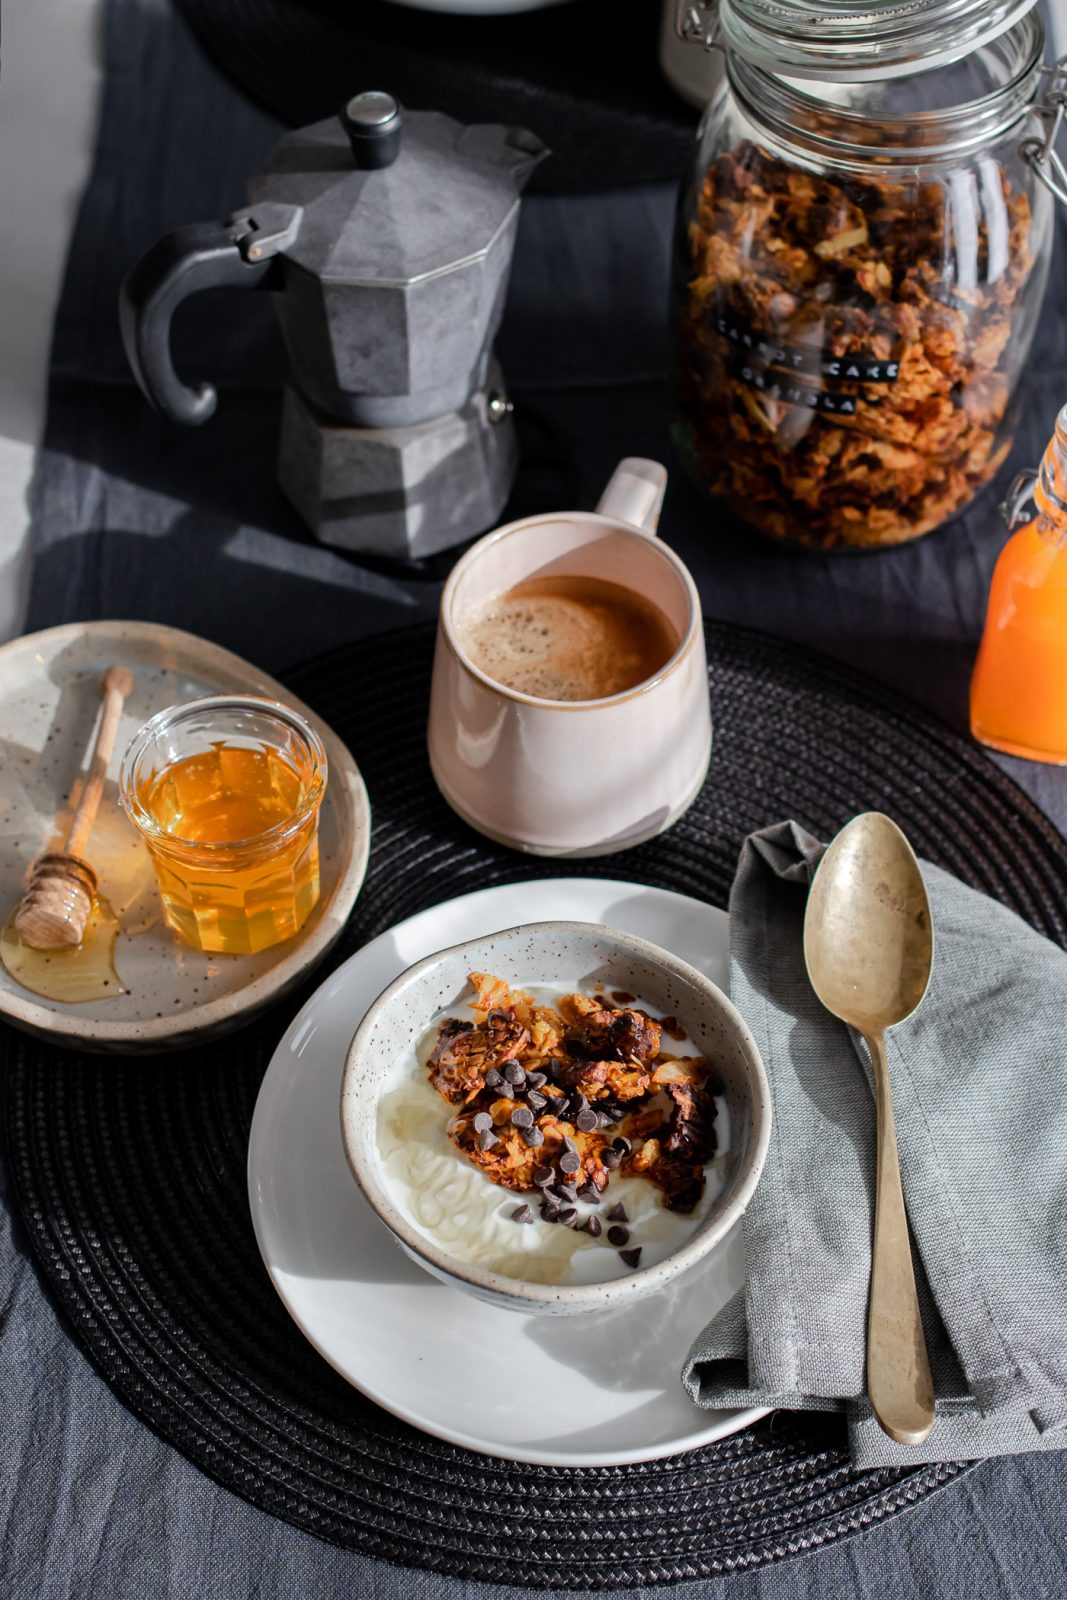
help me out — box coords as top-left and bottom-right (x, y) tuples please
(620, 1247), (642, 1269)
(484, 1068), (503, 1089)
(577, 1183), (601, 1204)
(612, 1137), (632, 1156)
(584, 1215), (602, 1237)
(503, 1062), (524, 1085)
(605, 1105), (626, 1122)
(561, 1136), (578, 1157)
(526, 1091), (547, 1113)
(608, 1225), (630, 1246)
(511, 1105), (534, 1128)
(573, 1094), (589, 1115)
(601, 1150), (621, 1170)
(510, 1204), (534, 1224)
(556, 1182), (579, 1204)
(560, 1208), (580, 1229)
(477, 1129), (499, 1152)
(526, 1071), (547, 1089)
(522, 1125), (545, 1148)
(540, 1200), (561, 1223)
(607, 1203), (629, 1223)
(559, 1150), (580, 1175)
(472, 1111), (493, 1132)
(596, 1111), (615, 1129)
(533, 1164), (554, 1187)
(575, 1110), (598, 1132)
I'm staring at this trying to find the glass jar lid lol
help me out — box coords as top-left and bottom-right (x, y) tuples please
(690, 0), (1040, 80)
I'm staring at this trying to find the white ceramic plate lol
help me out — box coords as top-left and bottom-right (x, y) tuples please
(248, 876), (766, 1467)
(0, 621), (371, 1051)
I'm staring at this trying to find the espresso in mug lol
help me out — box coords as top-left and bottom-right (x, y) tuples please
(460, 574), (679, 702)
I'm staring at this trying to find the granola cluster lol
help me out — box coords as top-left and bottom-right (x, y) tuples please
(426, 973), (721, 1265)
(674, 141), (1035, 549)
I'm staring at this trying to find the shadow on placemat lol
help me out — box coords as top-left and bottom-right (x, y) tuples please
(8, 621), (1066, 1587)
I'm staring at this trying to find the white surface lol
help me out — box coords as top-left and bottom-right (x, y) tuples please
(1052, 2), (1067, 58)
(0, 0), (104, 642)
(248, 875), (766, 1466)
(659, 0), (727, 108)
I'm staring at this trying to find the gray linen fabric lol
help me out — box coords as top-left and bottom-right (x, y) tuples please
(684, 820), (1067, 1467)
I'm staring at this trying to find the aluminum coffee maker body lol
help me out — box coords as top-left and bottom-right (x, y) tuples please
(118, 92), (547, 559)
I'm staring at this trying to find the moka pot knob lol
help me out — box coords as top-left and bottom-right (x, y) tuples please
(340, 92), (404, 170)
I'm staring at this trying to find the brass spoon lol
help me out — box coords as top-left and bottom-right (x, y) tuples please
(803, 812), (936, 1446)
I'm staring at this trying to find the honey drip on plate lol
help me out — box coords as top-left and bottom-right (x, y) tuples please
(55, 778), (161, 937)
(1, 894), (127, 1003)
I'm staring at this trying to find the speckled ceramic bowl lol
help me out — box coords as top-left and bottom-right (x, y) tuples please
(340, 920), (771, 1316)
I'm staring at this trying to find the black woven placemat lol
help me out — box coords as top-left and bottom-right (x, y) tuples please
(6, 621), (1066, 1588)
(173, 0), (697, 195)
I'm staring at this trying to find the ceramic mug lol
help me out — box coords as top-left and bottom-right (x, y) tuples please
(428, 458), (712, 856)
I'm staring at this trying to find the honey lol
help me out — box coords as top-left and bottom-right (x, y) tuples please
(1, 895), (126, 1003)
(120, 698), (328, 957)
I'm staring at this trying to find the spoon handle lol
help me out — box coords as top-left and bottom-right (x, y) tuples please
(864, 1030), (935, 1445)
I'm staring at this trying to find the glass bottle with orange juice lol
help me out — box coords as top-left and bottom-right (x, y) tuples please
(971, 405), (1067, 763)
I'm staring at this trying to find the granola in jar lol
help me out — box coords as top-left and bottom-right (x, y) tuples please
(669, 1), (1060, 551)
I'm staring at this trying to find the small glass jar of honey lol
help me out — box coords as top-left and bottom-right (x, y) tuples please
(119, 696), (328, 956)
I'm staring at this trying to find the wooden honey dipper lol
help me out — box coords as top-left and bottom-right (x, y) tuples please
(14, 666), (135, 950)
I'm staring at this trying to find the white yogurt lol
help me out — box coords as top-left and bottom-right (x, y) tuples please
(376, 986), (730, 1286)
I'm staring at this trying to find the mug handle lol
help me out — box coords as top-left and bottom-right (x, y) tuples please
(595, 458), (668, 536)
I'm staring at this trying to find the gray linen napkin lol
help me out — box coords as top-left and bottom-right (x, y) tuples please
(683, 820), (1067, 1468)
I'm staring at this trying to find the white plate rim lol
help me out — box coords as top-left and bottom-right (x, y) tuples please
(248, 875), (768, 1467)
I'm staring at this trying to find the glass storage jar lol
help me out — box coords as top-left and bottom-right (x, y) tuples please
(670, 0), (1067, 551)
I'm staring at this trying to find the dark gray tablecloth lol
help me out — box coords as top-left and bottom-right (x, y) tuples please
(5, 0), (1067, 1594)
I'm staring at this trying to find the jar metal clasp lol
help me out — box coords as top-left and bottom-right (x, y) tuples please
(1021, 54), (1067, 208)
(675, 0), (721, 50)
(999, 470), (1039, 530)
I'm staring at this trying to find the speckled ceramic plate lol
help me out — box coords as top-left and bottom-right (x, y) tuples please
(0, 621), (370, 1051)
(250, 877), (768, 1466)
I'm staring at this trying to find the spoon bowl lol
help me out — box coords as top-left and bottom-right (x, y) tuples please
(803, 812), (936, 1447)
(804, 812), (933, 1035)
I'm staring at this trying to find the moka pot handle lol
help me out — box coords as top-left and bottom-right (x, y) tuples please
(118, 203), (300, 426)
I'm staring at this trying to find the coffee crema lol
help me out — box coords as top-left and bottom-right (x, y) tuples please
(460, 575), (680, 702)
